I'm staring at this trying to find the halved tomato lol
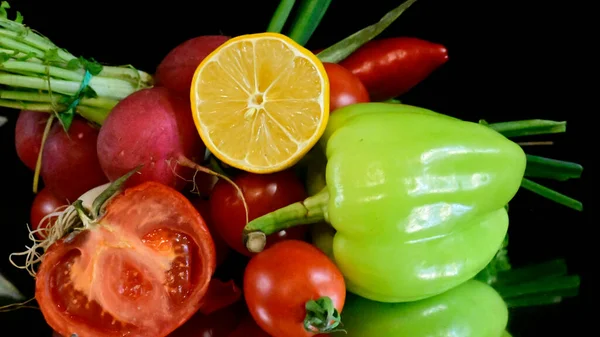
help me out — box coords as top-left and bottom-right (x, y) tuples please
(35, 182), (217, 337)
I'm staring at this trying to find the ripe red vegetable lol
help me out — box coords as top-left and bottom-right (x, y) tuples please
(244, 240), (346, 337)
(30, 187), (68, 240)
(191, 198), (230, 266)
(168, 302), (245, 337)
(322, 62), (370, 112)
(228, 314), (271, 337)
(229, 314), (331, 337)
(97, 87), (205, 190)
(155, 35), (230, 96)
(209, 170), (309, 256)
(339, 37), (449, 101)
(14, 110), (49, 171)
(41, 117), (109, 202)
(35, 182), (217, 337)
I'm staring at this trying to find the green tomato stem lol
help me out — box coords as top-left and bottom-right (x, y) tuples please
(520, 178), (583, 211)
(243, 187), (329, 253)
(286, 0), (332, 46)
(303, 296), (345, 334)
(486, 119), (566, 138)
(524, 154), (583, 181)
(267, 0), (297, 33)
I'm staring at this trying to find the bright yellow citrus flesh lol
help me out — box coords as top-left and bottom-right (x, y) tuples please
(190, 32), (330, 173)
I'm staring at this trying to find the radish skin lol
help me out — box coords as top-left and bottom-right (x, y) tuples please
(41, 117), (109, 202)
(155, 35), (230, 96)
(15, 110), (50, 171)
(97, 87), (205, 190)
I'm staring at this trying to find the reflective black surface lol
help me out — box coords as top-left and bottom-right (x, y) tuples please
(0, 0), (591, 336)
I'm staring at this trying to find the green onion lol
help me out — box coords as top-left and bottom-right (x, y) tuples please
(317, 0), (418, 63)
(267, 0), (297, 33)
(287, 0), (332, 46)
(520, 178), (583, 211)
(525, 155), (583, 181)
(487, 119), (567, 138)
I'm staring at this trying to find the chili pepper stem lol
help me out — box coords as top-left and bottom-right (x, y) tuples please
(243, 187), (330, 253)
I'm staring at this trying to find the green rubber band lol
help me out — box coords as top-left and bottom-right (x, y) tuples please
(59, 69), (92, 130)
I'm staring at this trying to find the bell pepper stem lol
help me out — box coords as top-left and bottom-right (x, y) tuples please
(243, 187), (329, 253)
(303, 296), (345, 334)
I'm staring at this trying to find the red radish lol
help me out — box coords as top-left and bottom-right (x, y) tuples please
(155, 35), (230, 95)
(41, 117), (108, 202)
(97, 86), (205, 190)
(15, 110), (50, 171)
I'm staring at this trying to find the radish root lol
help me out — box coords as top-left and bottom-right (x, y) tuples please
(177, 156), (250, 224)
(9, 203), (89, 278)
(167, 158), (202, 196)
(0, 297), (39, 313)
(32, 114), (55, 194)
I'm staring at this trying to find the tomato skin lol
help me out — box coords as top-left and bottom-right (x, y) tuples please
(243, 240), (346, 337)
(228, 314), (271, 337)
(168, 302), (245, 337)
(228, 313), (332, 337)
(209, 171), (309, 256)
(191, 198), (230, 266)
(30, 188), (69, 239)
(322, 62), (370, 112)
(339, 37), (448, 101)
(36, 182), (216, 337)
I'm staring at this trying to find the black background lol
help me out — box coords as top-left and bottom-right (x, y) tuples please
(0, 0), (592, 336)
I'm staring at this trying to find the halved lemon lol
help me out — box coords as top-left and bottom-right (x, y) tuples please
(190, 32), (330, 174)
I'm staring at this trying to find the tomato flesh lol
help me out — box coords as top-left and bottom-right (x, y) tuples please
(36, 182), (216, 337)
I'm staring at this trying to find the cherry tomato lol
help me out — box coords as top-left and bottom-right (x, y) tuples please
(30, 188), (69, 240)
(168, 302), (245, 337)
(209, 170), (309, 256)
(196, 279), (242, 315)
(229, 313), (331, 337)
(323, 62), (370, 112)
(192, 198), (230, 266)
(244, 240), (346, 337)
(36, 182), (217, 337)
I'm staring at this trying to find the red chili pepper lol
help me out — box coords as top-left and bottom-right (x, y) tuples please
(339, 37), (448, 101)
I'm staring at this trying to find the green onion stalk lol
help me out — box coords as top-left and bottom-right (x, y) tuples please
(0, 2), (153, 129)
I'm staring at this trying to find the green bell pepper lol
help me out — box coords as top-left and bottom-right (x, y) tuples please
(336, 279), (509, 337)
(335, 256), (580, 337)
(243, 102), (527, 303)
